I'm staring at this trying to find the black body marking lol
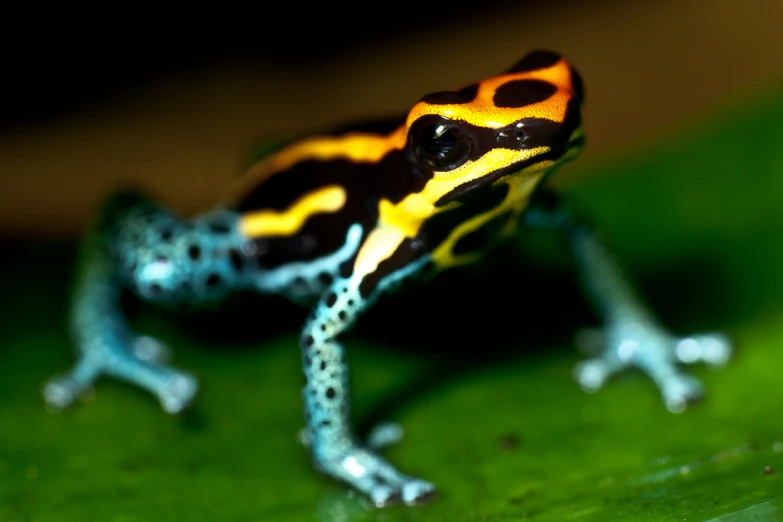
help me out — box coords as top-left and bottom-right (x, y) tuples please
(493, 80), (557, 109)
(452, 210), (514, 255)
(421, 84), (480, 105)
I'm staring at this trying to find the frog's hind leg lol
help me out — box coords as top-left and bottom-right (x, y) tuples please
(44, 192), (248, 413)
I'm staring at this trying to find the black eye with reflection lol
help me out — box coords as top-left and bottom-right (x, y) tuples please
(408, 115), (471, 172)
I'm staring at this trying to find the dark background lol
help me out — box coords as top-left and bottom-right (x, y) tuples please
(2, 2), (531, 130)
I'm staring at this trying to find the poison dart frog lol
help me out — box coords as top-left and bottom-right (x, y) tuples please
(43, 50), (731, 507)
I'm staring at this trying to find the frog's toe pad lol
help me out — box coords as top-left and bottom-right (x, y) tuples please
(401, 479), (437, 505)
(573, 357), (614, 393)
(42, 376), (93, 412)
(366, 422), (405, 450)
(660, 373), (704, 413)
(131, 335), (172, 364)
(369, 477), (436, 507)
(157, 372), (199, 414)
(675, 333), (732, 367)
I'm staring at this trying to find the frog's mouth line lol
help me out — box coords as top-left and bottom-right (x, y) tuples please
(435, 135), (585, 206)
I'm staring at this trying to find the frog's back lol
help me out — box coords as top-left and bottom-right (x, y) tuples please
(221, 117), (420, 299)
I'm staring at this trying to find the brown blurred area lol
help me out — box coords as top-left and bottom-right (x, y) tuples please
(2, 0), (782, 239)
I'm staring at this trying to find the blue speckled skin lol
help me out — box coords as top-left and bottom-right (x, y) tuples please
(45, 51), (732, 507)
(44, 192), (250, 413)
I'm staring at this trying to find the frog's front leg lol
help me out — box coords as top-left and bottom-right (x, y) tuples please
(44, 192), (246, 413)
(524, 191), (731, 412)
(300, 264), (435, 507)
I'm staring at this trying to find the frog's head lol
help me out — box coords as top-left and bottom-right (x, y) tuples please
(403, 50), (584, 205)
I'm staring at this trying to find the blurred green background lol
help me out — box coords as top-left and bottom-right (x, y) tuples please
(2, 1), (783, 521)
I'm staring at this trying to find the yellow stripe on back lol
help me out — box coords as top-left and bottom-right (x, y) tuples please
(240, 185), (347, 238)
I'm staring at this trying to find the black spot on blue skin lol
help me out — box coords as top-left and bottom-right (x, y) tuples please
(303, 335), (314, 347)
(206, 274), (221, 287)
(338, 311), (347, 321)
(493, 80), (557, 109)
(507, 50), (562, 73)
(159, 228), (173, 241)
(325, 293), (337, 307)
(421, 83), (479, 105)
(326, 387), (336, 399)
(320, 361), (327, 371)
(318, 272), (333, 285)
(339, 261), (353, 278)
(188, 245), (201, 261)
(229, 249), (244, 270)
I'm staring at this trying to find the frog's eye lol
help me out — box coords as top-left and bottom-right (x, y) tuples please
(408, 116), (470, 172)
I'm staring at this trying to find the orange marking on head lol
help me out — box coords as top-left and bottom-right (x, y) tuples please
(407, 58), (577, 129)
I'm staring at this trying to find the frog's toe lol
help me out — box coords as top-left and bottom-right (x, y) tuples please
(401, 479), (437, 505)
(131, 335), (171, 364)
(156, 371), (199, 414)
(369, 484), (402, 508)
(675, 333), (732, 368)
(314, 445), (436, 508)
(660, 373), (704, 413)
(42, 375), (91, 412)
(573, 357), (619, 392)
(573, 322), (731, 412)
(367, 477), (436, 507)
(366, 422), (405, 450)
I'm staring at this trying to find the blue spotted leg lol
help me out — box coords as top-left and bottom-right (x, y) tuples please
(43, 192), (249, 413)
(524, 191), (731, 412)
(300, 262), (436, 507)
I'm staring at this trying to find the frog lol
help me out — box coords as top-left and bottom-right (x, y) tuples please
(43, 50), (731, 507)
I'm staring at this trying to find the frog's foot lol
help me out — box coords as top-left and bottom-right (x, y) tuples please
(43, 334), (198, 414)
(573, 323), (731, 413)
(315, 445), (436, 508)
